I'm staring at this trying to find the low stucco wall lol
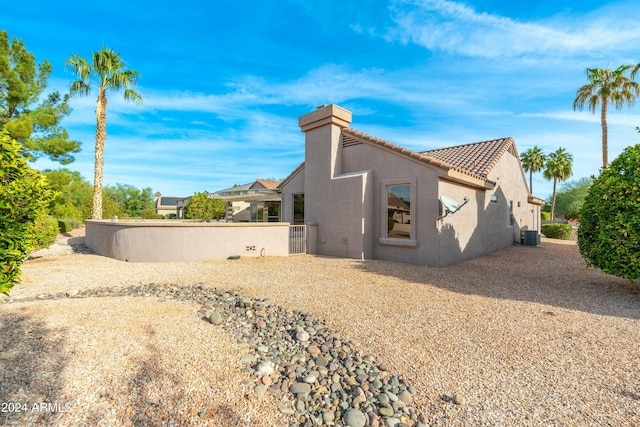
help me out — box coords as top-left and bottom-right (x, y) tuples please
(85, 220), (290, 262)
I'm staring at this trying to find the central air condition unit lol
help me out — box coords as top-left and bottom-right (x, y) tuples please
(520, 230), (541, 247)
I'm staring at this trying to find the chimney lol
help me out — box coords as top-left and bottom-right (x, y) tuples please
(299, 104), (352, 132)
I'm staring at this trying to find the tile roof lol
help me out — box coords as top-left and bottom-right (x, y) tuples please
(280, 129), (532, 194)
(341, 128), (499, 189)
(211, 179), (282, 201)
(420, 137), (517, 179)
(253, 179), (281, 190)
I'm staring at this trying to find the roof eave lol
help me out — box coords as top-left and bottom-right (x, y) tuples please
(441, 170), (496, 190)
(528, 195), (546, 206)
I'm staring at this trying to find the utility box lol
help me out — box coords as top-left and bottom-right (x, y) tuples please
(520, 230), (541, 247)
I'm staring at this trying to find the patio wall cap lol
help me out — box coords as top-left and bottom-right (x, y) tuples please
(85, 220), (290, 227)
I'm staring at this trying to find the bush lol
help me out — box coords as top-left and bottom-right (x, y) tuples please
(578, 144), (640, 281)
(66, 218), (81, 229)
(57, 219), (73, 233)
(31, 215), (59, 250)
(541, 211), (551, 221)
(553, 177), (592, 220)
(541, 224), (573, 240)
(0, 132), (55, 295)
(184, 192), (226, 221)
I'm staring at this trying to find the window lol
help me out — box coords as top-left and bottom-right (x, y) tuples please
(379, 179), (417, 247)
(507, 199), (514, 227)
(293, 193), (304, 225)
(387, 185), (411, 239)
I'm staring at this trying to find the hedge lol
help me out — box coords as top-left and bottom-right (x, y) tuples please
(541, 224), (572, 240)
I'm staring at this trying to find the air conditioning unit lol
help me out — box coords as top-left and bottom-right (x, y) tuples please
(520, 230), (541, 247)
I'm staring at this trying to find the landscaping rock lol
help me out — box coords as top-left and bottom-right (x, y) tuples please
(30, 283), (428, 427)
(344, 408), (367, 427)
(208, 310), (223, 325)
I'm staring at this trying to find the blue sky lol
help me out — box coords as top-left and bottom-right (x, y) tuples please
(4, 0), (640, 200)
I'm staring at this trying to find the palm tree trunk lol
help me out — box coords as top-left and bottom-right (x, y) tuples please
(601, 97), (608, 168)
(529, 170), (533, 193)
(92, 89), (107, 220)
(551, 178), (557, 220)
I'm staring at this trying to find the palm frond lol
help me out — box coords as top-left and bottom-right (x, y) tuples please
(68, 80), (91, 97)
(124, 89), (143, 106)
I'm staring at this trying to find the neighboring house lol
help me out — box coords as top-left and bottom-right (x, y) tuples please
(279, 104), (544, 266)
(210, 179), (282, 222)
(155, 193), (190, 218)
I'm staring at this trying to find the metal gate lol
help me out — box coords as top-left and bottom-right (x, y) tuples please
(289, 225), (306, 255)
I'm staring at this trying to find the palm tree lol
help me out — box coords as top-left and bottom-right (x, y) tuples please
(573, 65), (640, 168)
(520, 146), (546, 193)
(543, 147), (573, 220)
(66, 48), (142, 219)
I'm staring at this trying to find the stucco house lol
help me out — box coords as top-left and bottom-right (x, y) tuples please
(155, 193), (190, 218)
(279, 104), (544, 266)
(210, 179), (281, 222)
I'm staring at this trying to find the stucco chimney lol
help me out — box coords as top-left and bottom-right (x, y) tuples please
(299, 104), (352, 132)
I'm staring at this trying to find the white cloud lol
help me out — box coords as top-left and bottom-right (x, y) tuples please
(388, 0), (640, 59)
(524, 110), (640, 126)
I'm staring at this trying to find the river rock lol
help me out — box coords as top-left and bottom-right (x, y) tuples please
(344, 408), (367, 427)
(296, 330), (310, 342)
(398, 390), (413, 405)
(208, 310), (223, 325)
(290, 382), (311, 395)
(256, 361), (275, 377)
(453, 393), (466, 406)
(378, 407), (394, 417)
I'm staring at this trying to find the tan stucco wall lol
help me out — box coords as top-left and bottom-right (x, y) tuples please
(342, 140), (443, 265)
(156, 208), (178, 216)
(299, 106), (377, 260)
(85, 220), (289, 262)
(436, 150), (541, 266)
(280, 170), (304, 224)
(287, 104), (539, 267)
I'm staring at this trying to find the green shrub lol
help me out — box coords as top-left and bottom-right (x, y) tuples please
(50, 201), (85, 224)
(184, 192), (226, 220)
(57, 220), (73, 233)
(31, 215), (59, 250)
(66, 218), (81, 229)
(0, 132), (55, 295)
(541, 211), (551, 221)
(541, 224), (573, 240)
(578, 144), (640, 281)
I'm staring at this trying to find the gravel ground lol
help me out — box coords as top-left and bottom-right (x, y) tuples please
(1, 233), (639, 426)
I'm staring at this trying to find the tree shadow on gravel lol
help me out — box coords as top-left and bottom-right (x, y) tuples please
(0, 308), (70, 425)
(86, 325), (245, 427)
(354, 241), (640, 320)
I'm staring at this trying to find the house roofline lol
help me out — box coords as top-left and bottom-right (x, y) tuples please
(342, 128), (496, 190)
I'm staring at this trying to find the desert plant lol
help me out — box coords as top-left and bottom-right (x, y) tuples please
(574, 65), (640, 168)
(31, 215), (59, 249)
(0, 132), (55, 295)
(66, 48), (142, 219)
(57, 220), (73, 233)
(183, 192), (226, 221)
(553, 177), (593, 220)
(541, 211), (551, 221)
(0, 31), (80, 164)
(544, 148), (574, 219)
(578, 144), (640, 281)
(520, 146), (546, 193)
(542, 224), (573, 240)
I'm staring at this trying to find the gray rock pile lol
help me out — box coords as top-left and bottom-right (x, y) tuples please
(198, 289), (429, 427)
(10, 283), (429, 426)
